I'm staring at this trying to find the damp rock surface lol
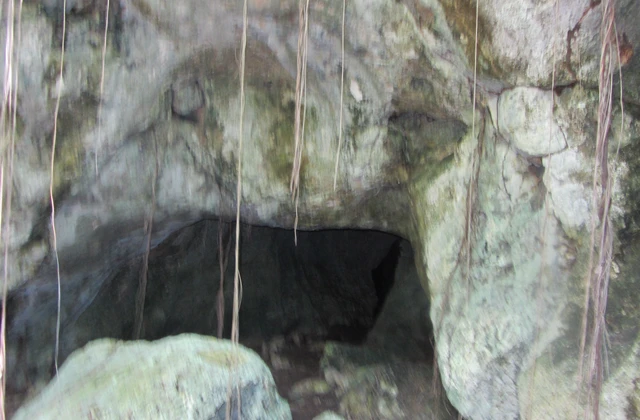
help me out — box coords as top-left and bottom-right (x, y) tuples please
(13, 334), (291, 420)
(320, 342), (456, 420)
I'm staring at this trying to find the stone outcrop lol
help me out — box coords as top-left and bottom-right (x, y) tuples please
(13, 334), (291, 419)
(2, 0), (640, 418)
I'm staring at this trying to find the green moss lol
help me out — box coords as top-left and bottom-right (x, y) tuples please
(346, 104), (369, 155)
(604, 238), (640, 366)
(250, 84), (296, 187)
(409, 153), (456, 190)
(267, 117), (295, 183)
(129, 0), (173, 35)
(255, 86), (318, 191)
(627, 378), (640, 420)
(197, 349), (245, 366)
(175, 42), (322, 192)
(51, 92), (98, 188)
(619, 137), (640, 240)
(439, 0), (503, 78)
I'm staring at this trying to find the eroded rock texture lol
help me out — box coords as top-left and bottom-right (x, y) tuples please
(2, 0), (640, 418)
(13, 334), (292, 419)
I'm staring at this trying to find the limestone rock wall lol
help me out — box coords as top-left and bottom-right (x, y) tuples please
(2, 0), (640, 418)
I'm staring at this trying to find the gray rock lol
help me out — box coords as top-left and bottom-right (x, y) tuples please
(13, 334), (291, 420)
(321, 343), (457, 420)
(497, 87), (567, 157)
(3, 1), (640, 419)
(312, 411), (345, 420)
(41, 0), (95, 18)
(172, 79), (205, 120)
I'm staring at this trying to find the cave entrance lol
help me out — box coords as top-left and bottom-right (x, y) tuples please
(126, 220), (434, 360)
(8, 219), (441, 419)
(130, 220), (437, 418)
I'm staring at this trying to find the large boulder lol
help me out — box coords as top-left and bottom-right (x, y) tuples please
(13, 334), (291, 420)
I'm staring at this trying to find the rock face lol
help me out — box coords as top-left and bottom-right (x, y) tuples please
(2, 0), (640, 419)
(320, 342), (456, 420)
(13, 334), (291, 420)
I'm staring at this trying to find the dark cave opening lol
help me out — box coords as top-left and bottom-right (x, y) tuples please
(6, 219), (438, 418)
(126, 220), (433, 355)
(371, 238), (402, 320)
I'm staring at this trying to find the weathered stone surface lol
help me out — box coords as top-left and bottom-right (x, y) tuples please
(366, 240), (433, 362)
(289, 378), (332, 400)
(321, 342), (456, 420)
(313, 411), (345, 420)
(171, 79), (205, 120)
(2, 0), (640, 419)
(497, 87), (567, 156)
(543, 148), (592, 233)
(412, 91), (639, 418)
(13, 334), (291, 420)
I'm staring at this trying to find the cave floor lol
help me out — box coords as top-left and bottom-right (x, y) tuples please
(246, 331), (459, 420)
(245, 336), (342, 420)
(9, 333), (449, 419)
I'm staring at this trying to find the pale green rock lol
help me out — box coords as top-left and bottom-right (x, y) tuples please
(289, 378), (332, 400)
(312, 411), (345, 420)
(13, 334), (291, 420)
(497, 87), (567, 156)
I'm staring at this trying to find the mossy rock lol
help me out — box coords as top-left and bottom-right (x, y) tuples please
(14, 334), (291, 420)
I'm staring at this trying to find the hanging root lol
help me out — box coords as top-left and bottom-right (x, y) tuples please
(0, 1), (24, 416)
(577, 0), (618, 418)
(216, 221), (233, 339)
(50, 0), (68, 377)
(291, 0), (310, 245)
(133, 134), (159, 340)
(226, 0), (248, 417)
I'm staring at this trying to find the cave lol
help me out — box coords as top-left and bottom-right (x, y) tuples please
(7, 220), (442, 418)
(4, 0), (640, 418)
